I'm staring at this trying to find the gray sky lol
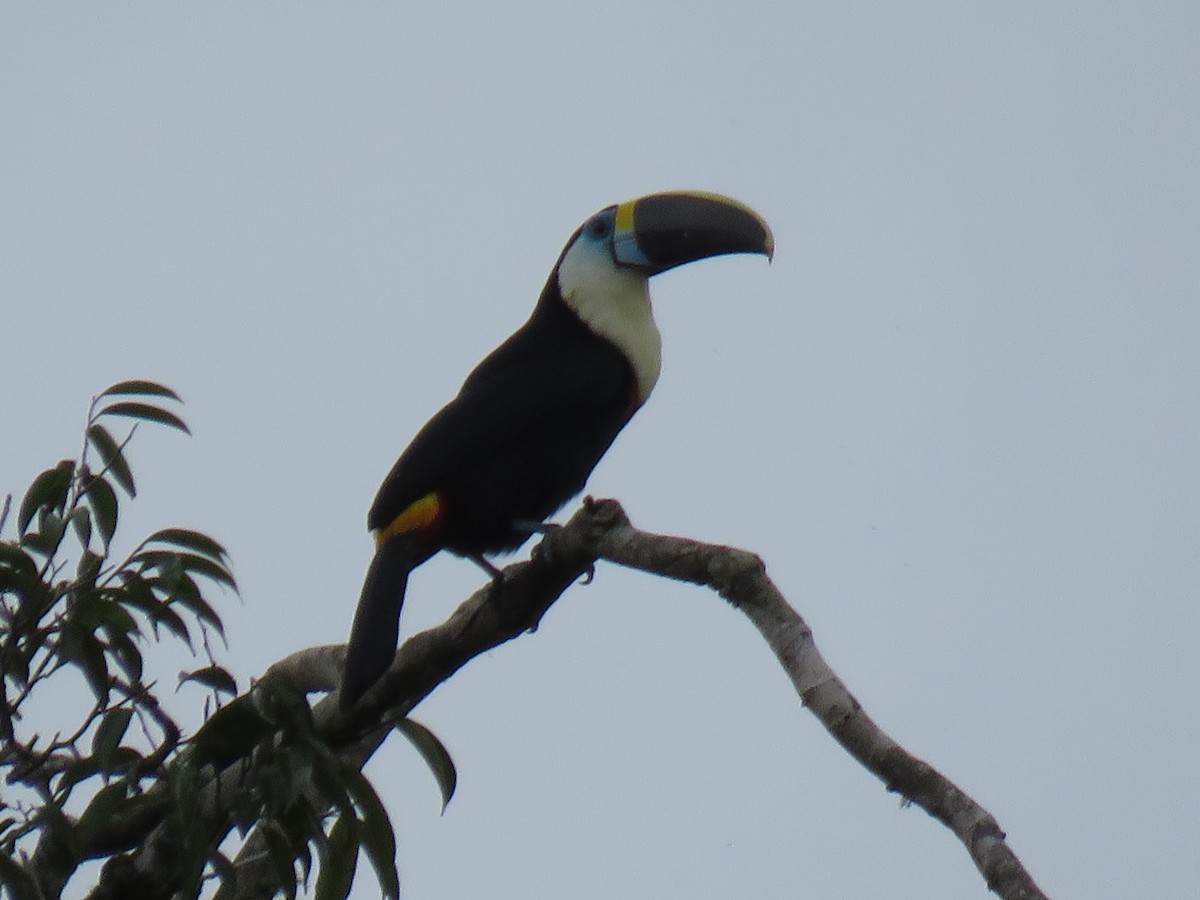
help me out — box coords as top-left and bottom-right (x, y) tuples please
(3, 4), (1198, 898)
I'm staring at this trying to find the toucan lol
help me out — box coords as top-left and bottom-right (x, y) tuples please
(341, 190), (773, 707)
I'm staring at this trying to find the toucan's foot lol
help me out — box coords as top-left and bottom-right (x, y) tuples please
(521, 520), (566, 567)
(516, 518), (565, 566)
(520, 521), (594, 585)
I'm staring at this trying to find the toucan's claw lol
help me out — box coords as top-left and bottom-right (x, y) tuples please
(517, 519), (562, 567)
(518, 521), (594, 584)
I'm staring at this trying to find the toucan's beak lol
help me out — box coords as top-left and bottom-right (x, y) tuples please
(612, 190), (774, 275)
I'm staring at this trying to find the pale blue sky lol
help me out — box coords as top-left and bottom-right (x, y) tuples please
(3, 4), (1198, 898)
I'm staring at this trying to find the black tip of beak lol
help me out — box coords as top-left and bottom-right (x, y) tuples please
(628, 192), (773, 274)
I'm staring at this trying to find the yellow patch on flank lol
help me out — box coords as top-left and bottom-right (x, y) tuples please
(375, 493), (442, 546)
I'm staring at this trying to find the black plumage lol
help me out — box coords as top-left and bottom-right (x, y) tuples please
(369, 276), (636, 560)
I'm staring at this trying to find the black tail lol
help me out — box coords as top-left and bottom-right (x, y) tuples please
(341, 535), (418, 708)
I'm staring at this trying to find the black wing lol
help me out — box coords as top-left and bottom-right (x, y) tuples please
(368, 326), (635, 553)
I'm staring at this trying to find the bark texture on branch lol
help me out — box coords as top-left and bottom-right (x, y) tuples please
(562, 500), (1049, 900)
(102, 498), (1048, 900)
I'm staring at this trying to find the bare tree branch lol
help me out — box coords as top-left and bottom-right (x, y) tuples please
(563, 499), (1050, 900)
(100, 497), (1047, 900)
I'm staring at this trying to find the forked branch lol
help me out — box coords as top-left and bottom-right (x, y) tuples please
(109, 498), (1048, 900)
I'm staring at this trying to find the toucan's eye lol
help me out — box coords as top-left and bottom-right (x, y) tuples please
(585, 215), (613, 240)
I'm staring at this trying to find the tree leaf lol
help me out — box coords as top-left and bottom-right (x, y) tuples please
(395, 717), (457, 812)
(121, 568), (192, 644)
(59, 623), (112, 703)
(147, 527), (229, 562)
(92, 708), (134, 769)
(85, 476), (119, 546)
(0, 851), (40, 900)
(170, 551), (237, 592)
(179, 664), (238, 696)
(262, 823), (301, 900)
(75, 781), (130, 847)
(168, 583), (227, 639)
(97, 401), (190, 435)
(135, 549), (237, 592)
(36, 802), (82, 862)
(145, 597), (193, 647)
(345, 769), (399, 899)
(0, 541), (39, 582)
(69, 506), (93, 548)
(187, 696), (273, 771)
(76, 549), (104, 585)
(21, 512), (67, 557)
(108, 630), (144, 682)
(314, 814), (359, 900)
(17, 460), (74, 536)
(0, 626), (34, 685)
(99, 379), (182, 401)
(58, 756), (102, 795)
(86, 424), (136, 496)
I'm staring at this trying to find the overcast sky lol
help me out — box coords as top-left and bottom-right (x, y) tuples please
(3, 4), (1198, 898)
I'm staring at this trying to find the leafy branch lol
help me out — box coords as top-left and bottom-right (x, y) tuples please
(1, 382), (447, 900)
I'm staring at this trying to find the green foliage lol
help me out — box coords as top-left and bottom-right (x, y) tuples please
(395, 717), (458, 813)
(0, 382), (232, 896)
(0, 382), (453, 900)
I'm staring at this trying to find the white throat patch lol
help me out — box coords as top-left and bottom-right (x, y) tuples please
(557, 238), (662, 403)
